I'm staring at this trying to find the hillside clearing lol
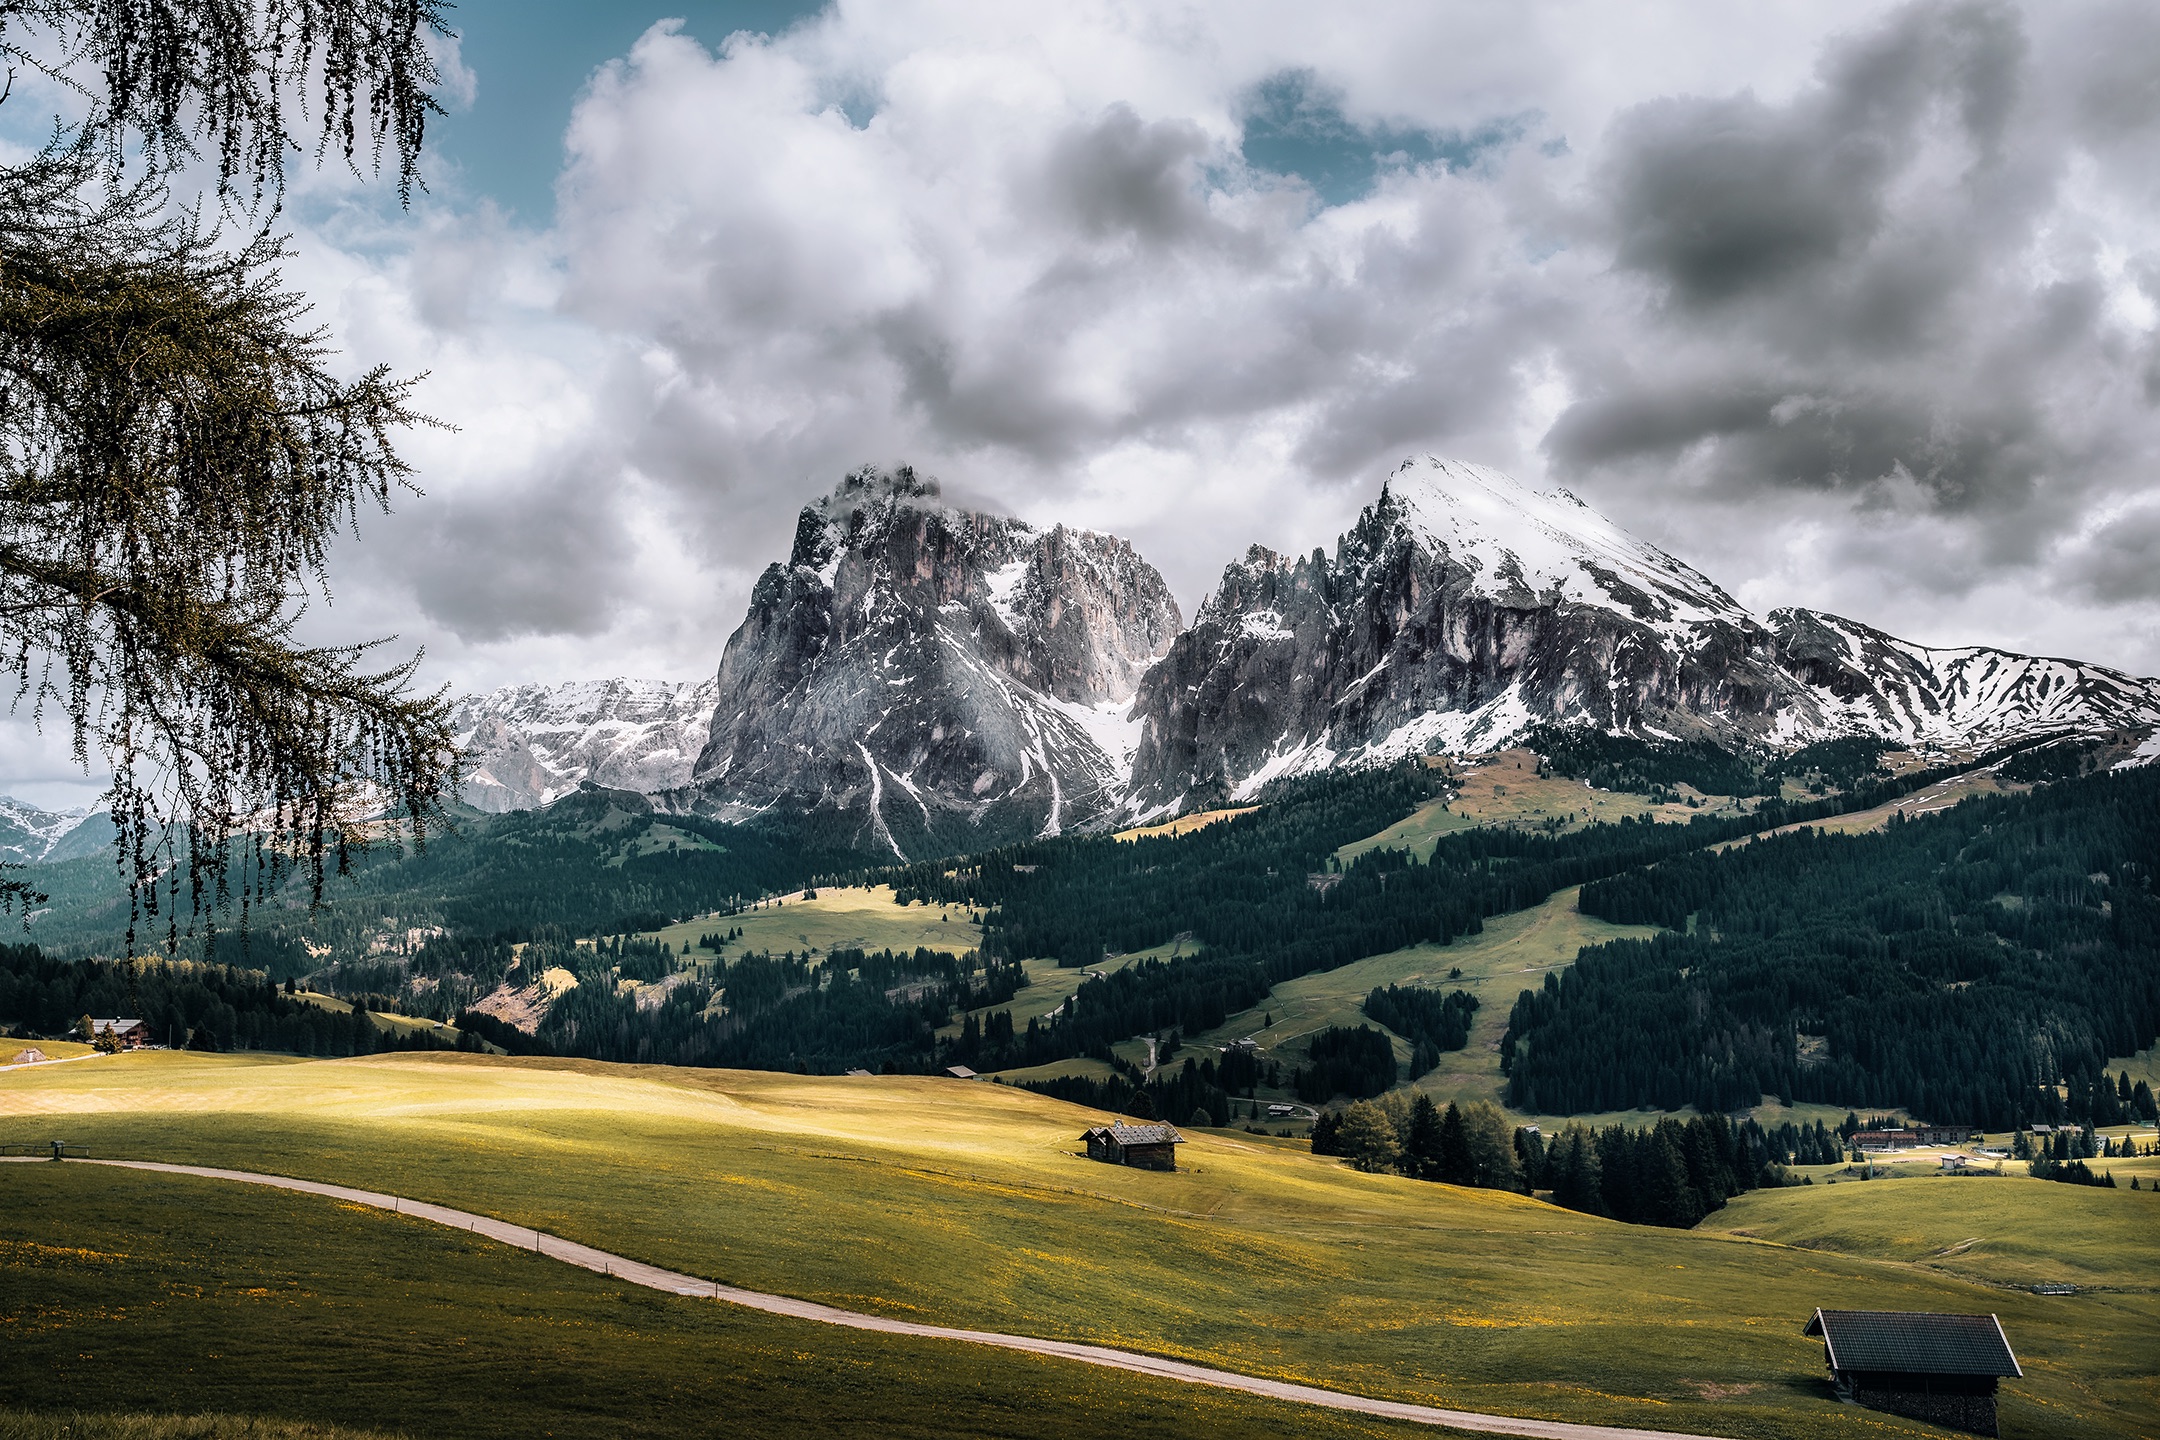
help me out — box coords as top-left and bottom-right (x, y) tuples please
(1185, 888), (1655, 1116)
(640, 885), (982, 963)
(1115, 807), (1257, 841)
(1337, 752), (1749, 865)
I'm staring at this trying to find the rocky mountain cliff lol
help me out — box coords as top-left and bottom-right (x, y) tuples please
(1124, 456), (2160, 812)
(685, 466), (1182, 855)
(452, 679), (719, 813)
(454, 456), (2160, 839)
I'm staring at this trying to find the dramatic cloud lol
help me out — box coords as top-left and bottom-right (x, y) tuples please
(16, 0), (2159, 803)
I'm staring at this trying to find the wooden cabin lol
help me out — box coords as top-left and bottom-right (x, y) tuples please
(86, 1018), (150, 1049)
(1081, 1123), (1183, 1171)
(8, 1047), (46, 1065)
(1805, 1308), (2021, 1436)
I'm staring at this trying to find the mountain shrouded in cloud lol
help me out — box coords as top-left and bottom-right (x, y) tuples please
(457, 457), (2160, 854)
(10, 1), (2159, 804)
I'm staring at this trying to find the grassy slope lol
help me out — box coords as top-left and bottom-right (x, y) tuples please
(1113, 807), (1257, 841)
(1698, 1181), (2160, 1435)
(6, 1039), (94, 1061)
(0, 1163), (1432, 1440)
(3, 1051), (2153, 1439)
(1337, 751), (1753, 865)
(2110, 1040), (2160, 1091)
(1184, 888), (1656, 1116)
(639, 885), (982, 964)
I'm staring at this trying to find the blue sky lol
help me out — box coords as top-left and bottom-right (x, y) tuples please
(434, 4), (1507, 219)
(432, 0), (830, 220)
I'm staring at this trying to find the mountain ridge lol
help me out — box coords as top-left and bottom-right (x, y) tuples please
(452, 456), (2160, 842)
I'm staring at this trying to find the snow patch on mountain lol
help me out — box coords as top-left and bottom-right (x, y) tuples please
(1380, 457), (1750, 639)
(0, 796), (106, 864)
(452, 678), (719, 813)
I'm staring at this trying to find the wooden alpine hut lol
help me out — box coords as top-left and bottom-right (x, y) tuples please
(1804, 1308), (2021, 1436)
(1081, 1123), (1183, 1171)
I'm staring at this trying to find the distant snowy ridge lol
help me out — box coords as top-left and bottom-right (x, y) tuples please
(451, 678), (719, 813)
(0, 796), (112, 864)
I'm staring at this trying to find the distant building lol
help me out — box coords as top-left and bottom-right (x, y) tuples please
(845, 1068), (873, 1077)
(944, 1065), (979, 1080)
(1939, 1154), (1973, 1171)
(8, 1047), (46, 1065)
(1082, 1123), (1183, 1171)
(1853, 1129), (1918, 1151)
(1913, 1125), (1977, 1145)
(1805, 1308), (2021, 1436)
(84, 1018), (149, 1049)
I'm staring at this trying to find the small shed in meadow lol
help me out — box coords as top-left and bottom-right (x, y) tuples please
(8, 1047), (46, 1065)
(944, 1065), (979, 1080)
(1805, 1308), (2020, 1436)
(1082, 1123), (1183, 1171)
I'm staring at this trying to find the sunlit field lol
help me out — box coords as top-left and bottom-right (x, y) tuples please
(4, 1050), (2153, 1439)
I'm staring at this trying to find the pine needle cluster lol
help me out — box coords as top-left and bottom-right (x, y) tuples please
(0, 1), (459, 948)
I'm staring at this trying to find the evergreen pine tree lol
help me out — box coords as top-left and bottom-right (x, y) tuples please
(1404, 1095), (1444, 1181)
(1437, 1103), (1476, 1186)
(1549, 1128), (1604, 1214)
(1639, 1129), (1705, 1228)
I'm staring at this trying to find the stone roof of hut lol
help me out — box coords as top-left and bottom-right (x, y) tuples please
(1804, 1310), (2021, 1377)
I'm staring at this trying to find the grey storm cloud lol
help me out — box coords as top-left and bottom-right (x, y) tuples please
(282, 0), (2160, 700)
(394, 459), (641, 643)
(1546, 0), (2157, 601)
(1042, 105), (1215, 246)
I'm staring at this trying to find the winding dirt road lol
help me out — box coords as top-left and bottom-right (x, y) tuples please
(5, 1156), (1731, 1440)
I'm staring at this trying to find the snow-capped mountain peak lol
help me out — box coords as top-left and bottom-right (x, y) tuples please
(1372, 456), (1750, 635)
(460, 456), (2160, 839)
(0, 796), (111, 864)
(1124, 455), (2160, 809)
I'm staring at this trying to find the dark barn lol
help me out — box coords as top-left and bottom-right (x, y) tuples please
(1805, 1308), (2021, 1436)
(1081, 1123), (1183, 1171)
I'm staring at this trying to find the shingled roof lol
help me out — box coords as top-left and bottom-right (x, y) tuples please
(1085, 1124), (1183, 1146)
(1804, 1310), (2021, 1377)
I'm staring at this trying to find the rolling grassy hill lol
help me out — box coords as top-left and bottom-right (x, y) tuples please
(0, 1163), (1431, 1440)
(4, 1051), (2153, 1439)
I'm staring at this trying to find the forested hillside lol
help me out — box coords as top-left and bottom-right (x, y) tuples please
(1501, 766), (2160, 1126)
(884, 755), (2032, 1076)
(15, 730), (2157, 1121)
(22, 786), (857, 967)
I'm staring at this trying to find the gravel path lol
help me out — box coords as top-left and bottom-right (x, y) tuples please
(7, 1156), (1732, 1440)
